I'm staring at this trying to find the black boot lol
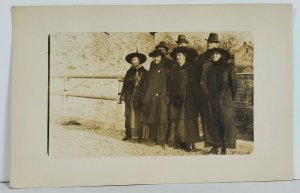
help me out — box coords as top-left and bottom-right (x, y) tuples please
(220, 147), (227, 155)
(138, 138), (143, 143)
(208, 146), (219, 154)
(184, 143), (192, 152)
(122, 136), (132, 141)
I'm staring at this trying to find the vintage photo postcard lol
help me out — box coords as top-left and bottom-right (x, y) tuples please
(10, 5), (293, 188)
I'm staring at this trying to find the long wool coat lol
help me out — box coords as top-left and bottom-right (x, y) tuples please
(163, 56), (176, 71)
(120, 66), (147, 130)
(169, 62), (201, 120)
(205, 61), (238, 148)
(141, 59), (170, 124)
(195, 52), (213, 143)
(168, 62), (201, 144)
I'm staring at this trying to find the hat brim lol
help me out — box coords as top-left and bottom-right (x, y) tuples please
(125, 52), (147, 64)
(149, 52), (164, 57)
(155, 45), (169, 51)
(170, 47), (198, 62)
(205, 39), (221, 43)
(175, 40), (189, 44)
(205, 48), (230, 61)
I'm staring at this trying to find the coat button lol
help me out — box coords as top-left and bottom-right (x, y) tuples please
(155, 93), (159, 96)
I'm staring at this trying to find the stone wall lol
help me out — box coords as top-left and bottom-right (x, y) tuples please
(50, 32), (155, 77)
(49, 32), (156, 129)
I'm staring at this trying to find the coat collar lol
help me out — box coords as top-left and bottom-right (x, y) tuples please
(175, 61), (189, 69)
(150, 59), (166, 68)
(129, 65), (145, 72)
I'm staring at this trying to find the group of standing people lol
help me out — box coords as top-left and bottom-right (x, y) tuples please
(120, 33), (238, 154)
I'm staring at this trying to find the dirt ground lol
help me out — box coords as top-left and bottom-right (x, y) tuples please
(49, 116), (254, 158)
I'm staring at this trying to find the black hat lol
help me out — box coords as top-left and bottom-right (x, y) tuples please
(175, 35), (189, 44)
(155, 41), (169, 51)
(205, 33), (220, 43)
(205, 48), (230, 61)
(170, 46), (198, 62)
(125, 50), (147, 64)
(149, 49), (164, 57)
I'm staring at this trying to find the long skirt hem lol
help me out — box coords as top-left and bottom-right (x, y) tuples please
(204, 142), (236, 149)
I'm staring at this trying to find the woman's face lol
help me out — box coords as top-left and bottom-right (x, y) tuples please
(211, 51), (222, 62)
(153, 55), (162, 64)
(131, 57), (140, 67)
(177, 42), (188, 47)
(157, 47), (167, 55)
(207, 42), (218, 50)
(176, 53), (186, 65)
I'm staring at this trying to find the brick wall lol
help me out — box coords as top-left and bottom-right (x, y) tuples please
(234, 74), (254, 141)
(234, 74), (254, 108)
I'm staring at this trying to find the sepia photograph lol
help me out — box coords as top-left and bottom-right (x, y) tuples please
(48, 31), (254, 157)
(10, 5), (293, 188)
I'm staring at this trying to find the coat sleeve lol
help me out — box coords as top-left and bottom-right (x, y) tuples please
(229, 65), (238, 100)
(165, 66), (172, 97)
(120, 70), (129, 102)
(197, 55), (209, 96)
(190, 65), (201, 102)
(199, 63), (208, 96)
(139, 69), (149, 107)
(138, 69), (148, 99)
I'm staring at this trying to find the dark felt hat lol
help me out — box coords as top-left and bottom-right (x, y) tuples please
(175, 35), (189, 44)
(149, 49), (164, 57)
(205, 33), (221, 43)
(155, 41), (169, 51)
(205, 48), (230, 61)
(170, 46), (198, 62)
(125, 50), (147, 64)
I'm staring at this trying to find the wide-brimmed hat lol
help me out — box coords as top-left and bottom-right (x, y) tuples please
(205, 33), (221, 43)
(155, 41), (169, 51)
(175, 35), (189, 44)
(149, 49), (164, 57)
(170, 46), (198, 62)
(125, 50), (147, 64)
(205, 48), (230, 61)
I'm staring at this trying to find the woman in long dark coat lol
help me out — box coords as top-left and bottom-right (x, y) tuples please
(120, 51), (147, 141)
(140, 49), (170, 148)
(168, 47), (201, 151)
(155, 41), (175, 70)
(204, 48), (238, 155)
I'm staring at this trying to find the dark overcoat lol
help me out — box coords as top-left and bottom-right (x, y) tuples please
(169, 62), (201, 120)
(195, 52), (213, 142)
(197, 52), (212, 97)
(120, 66), (147, 130)
(168, 62), (201, 144)
(205, 61), (238, 148)
(163, 56), (176, 71)
(141, 59), (170, 124)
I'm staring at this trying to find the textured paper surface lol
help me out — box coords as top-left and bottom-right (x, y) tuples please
(10, 5), (293, 188)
